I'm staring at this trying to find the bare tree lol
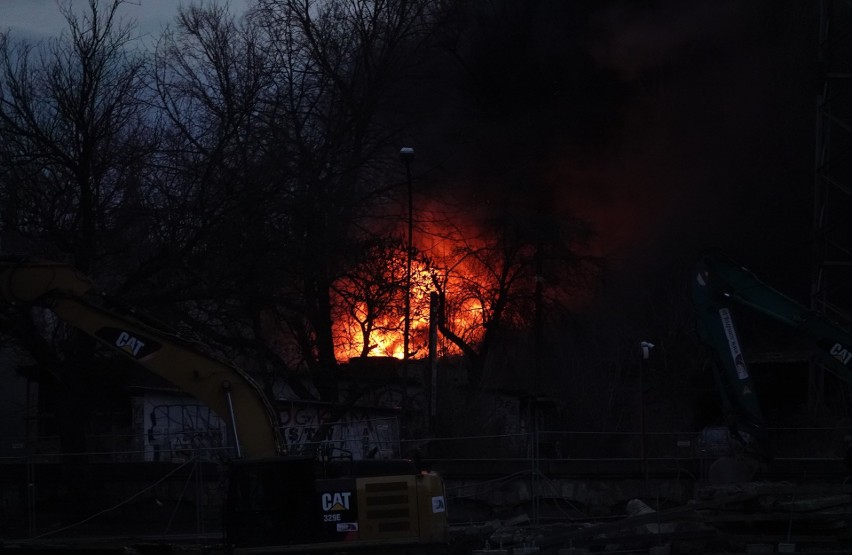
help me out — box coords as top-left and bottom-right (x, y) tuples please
(424, 193), (600, 391)
(146, 3), (327, 399)
(146, 0), (442, 401)
(331, 235), (413, 358)
(0, 0), (154, 272)
(0, 0), (156, 456)
(238, 0), (444, 401)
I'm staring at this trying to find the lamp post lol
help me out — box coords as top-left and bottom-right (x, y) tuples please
(399, 147), (414, 365)
(639, 340), (655, 495)
(399, 147), (414, 435)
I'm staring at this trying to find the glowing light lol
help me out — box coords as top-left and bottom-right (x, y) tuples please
(330, 196), (601, 363)
(331, 226), (487, 362)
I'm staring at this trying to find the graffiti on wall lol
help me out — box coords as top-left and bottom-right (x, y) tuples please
(139, 395), (400, 462)
(144, 399), (227, 462)
(278, 404), (399, 460)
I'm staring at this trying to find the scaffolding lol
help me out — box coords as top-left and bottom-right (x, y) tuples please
(813, 0), (852, 417)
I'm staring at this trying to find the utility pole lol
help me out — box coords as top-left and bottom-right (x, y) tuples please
(400, 147), (415, 430)
(532, 242), (543, 529)
(400, 147), (414, 364)
(813, 0), (852, 414)
(640, 341), (655, 496)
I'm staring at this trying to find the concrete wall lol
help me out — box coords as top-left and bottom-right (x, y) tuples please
(137, 394), (227, 462)
(0, 349), (34, 458)
(133, 394), (401, 462)
(277, 401), (400, 459)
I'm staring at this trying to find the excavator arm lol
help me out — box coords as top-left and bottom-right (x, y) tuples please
(693, 252), (852, 443)
(0, 257), (284, 459)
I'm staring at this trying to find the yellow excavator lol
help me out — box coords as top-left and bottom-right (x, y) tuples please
(0, 257), (449, 554)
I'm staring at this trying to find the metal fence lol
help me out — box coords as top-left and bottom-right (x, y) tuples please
(1, 425), (849, 544)
(400, 426), (852, 461)
(4, 423), (850, 464)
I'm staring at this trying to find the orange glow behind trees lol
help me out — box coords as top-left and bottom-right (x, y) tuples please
(330, 201), (493, 362)
(329, 197), (596, 365)
(332, 259), (441, 360)
(330, 235), (487, 362)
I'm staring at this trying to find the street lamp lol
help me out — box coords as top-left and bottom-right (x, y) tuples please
(399, 147), (414, 437)
(639, 341), (655, 494)
(399, 147), (414, 364)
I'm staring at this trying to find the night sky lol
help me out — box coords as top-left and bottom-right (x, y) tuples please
(0, 0), (251, 41)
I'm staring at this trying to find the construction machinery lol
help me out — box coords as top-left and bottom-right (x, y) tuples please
(0, 257), (449, 554)
(692, 251), (852, 481)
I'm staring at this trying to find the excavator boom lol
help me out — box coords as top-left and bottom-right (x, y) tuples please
(0, 257), (283, 458)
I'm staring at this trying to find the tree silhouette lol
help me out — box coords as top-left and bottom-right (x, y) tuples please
(422, 193), (599, 391)
(0, 0), (156, 455)
(239, 0), (444, 400)
(0, 0), (154, 270)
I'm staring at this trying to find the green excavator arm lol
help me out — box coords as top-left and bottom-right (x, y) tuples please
(693, 252), (852, 443)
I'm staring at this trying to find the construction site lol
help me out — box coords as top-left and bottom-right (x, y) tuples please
(1, 1), (852, 554)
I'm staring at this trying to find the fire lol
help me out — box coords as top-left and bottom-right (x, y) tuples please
(331, 203), (489, 362)
(339, 266), (420, 359)
(329, 191), (600, 363)
(332, 260), (467, 361)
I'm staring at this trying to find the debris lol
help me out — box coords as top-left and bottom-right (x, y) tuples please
(776, 493), (851, 512)
(625, 498), (675, 534)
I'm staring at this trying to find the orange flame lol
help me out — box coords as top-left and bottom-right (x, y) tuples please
(332, 262), (430, 360)
(331, 203), (489, 362)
